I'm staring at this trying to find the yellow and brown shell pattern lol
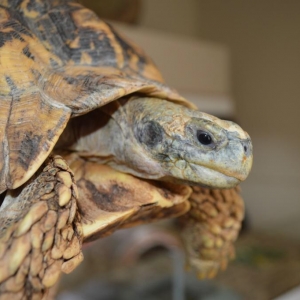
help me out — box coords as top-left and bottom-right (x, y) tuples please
(0, 0), (191, 194)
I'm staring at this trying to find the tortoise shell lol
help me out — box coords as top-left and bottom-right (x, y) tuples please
(0, 0), (194, 193)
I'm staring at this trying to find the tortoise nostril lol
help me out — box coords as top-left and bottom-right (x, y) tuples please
(244, 145), (247, 153)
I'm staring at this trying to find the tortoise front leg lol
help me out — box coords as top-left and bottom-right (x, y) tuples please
(0, 156), (83, 300)
(177, 186), (244, 279)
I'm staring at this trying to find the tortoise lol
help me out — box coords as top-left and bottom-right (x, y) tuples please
(0, 0), (253, 298)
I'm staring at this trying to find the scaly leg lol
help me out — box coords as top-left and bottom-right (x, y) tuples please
(0, 156), (83, 300)
(178, 186), (244, 279)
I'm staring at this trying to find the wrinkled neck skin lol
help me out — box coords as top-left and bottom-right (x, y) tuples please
(60, 97), (253, 189)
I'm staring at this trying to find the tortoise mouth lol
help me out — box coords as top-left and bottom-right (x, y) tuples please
(188, 163), (242, 188)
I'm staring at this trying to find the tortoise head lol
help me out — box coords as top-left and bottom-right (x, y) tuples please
(112, 97), (253, 189)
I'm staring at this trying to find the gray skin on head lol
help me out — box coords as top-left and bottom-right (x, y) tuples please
(58, 97), (253, 188)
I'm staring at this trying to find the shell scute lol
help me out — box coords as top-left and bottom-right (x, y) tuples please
(0, 0), (189, 192)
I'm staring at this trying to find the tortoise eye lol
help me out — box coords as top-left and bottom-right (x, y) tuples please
(197, 130), (213, 145)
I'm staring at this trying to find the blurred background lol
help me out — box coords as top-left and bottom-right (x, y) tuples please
(58, 1), (300, 299)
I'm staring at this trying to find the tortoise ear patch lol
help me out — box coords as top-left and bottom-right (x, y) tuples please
(135, 121), (164, 148)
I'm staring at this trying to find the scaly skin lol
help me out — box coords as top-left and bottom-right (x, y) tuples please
(0, 156), (245, 298)
(0, 156), (83, 299)
(178, 186), (244, 278)
(62, 97), (253, 188)
(0, 156), (193, 298)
